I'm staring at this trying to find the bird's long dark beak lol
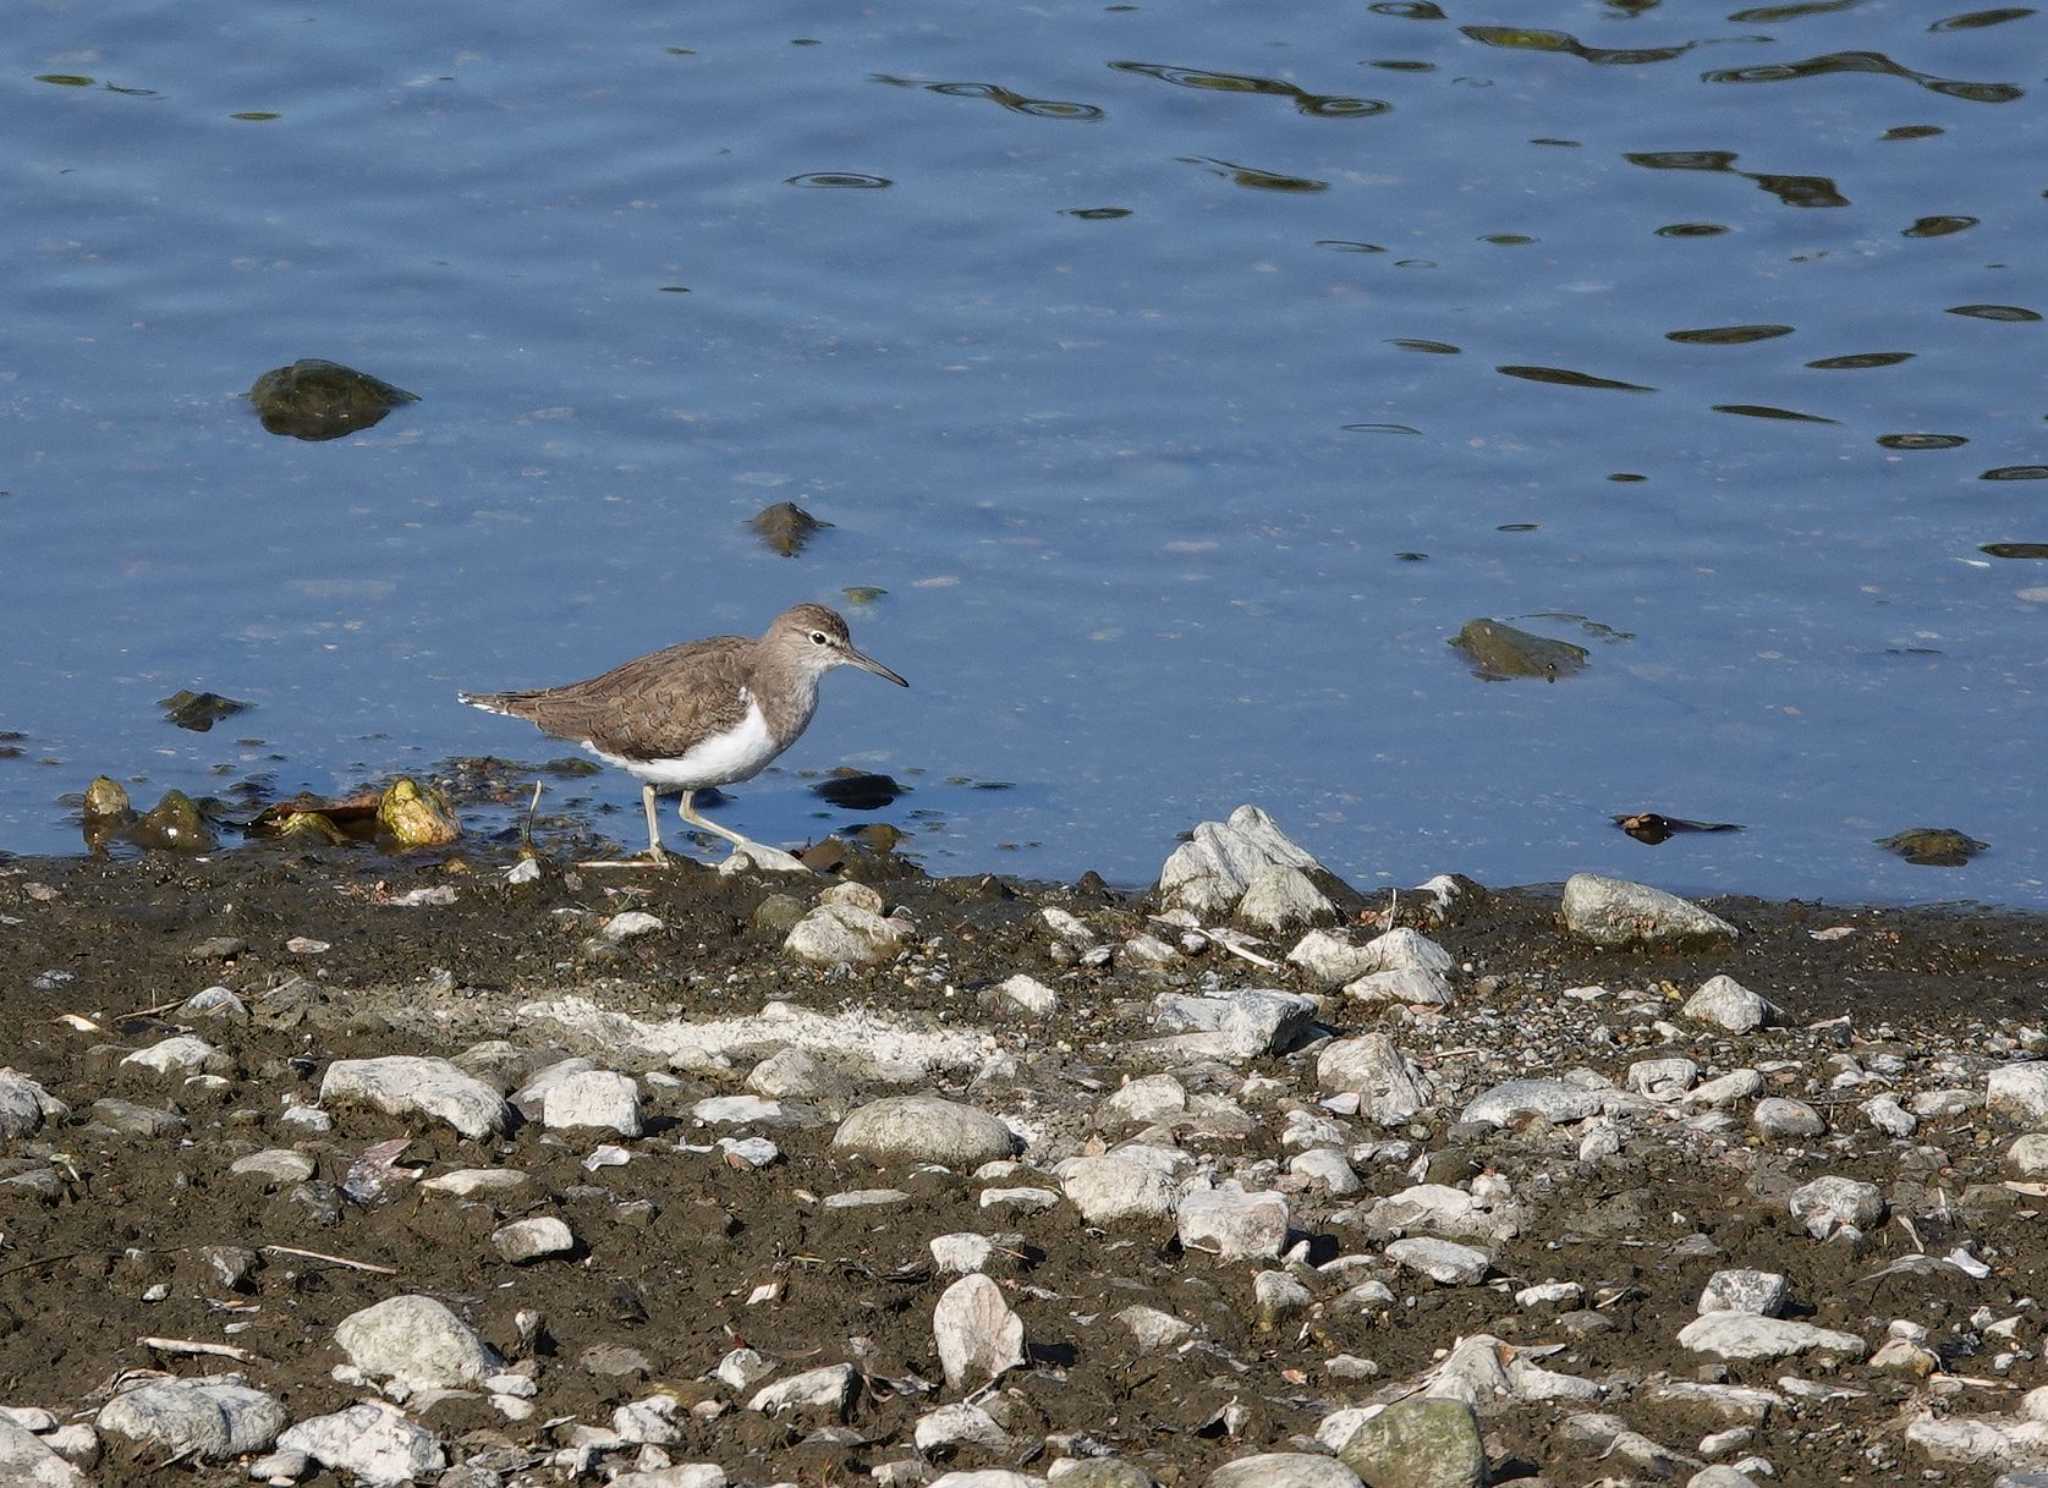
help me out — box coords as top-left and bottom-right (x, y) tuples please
(847, 645), (909, 687)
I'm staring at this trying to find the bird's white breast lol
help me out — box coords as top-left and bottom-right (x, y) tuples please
(586, 696), (785, 789)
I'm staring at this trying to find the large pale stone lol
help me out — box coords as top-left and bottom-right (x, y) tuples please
(1337, 1397), (1486, 1488)
(1683, 975), (1775, 1034)
(334, 1294), (500, 1388)
(1678, 1313), (1865, 1362)
(1989, 1064), (2048, 1126)
(1317, 1035), (1435, 1126)
(278, 1401), (445, 1486)
(319, 1056), (513, 1139)
(1562, 873), (1737, 948)
(784, 902), (909, 967)
(1460, 1078), (1603, 1127)
(1158, 805), (1323, 916)
(0, 1418), (87, 1488)
(933, 1273), (1026, 1391)
(1210, 1453), (1364, 1488)
(96, 1378), (287, 1461)
(1177, 1182), (1288, 1263)
(833, 1096), (1019, 1166)
(1060, 1154), (1179, 1225)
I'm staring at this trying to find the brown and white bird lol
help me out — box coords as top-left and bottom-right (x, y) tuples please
(459, 603), (908, 867)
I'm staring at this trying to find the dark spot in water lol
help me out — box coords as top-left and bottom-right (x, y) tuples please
(159, 691), (250, 733)
(1390, 338), (1460, 354)
(1497, 365), (1655, 392)
(785, 172), (892, 189)
(749, 501), (831, 556)
(1393, 258), (1438, 268)
(1929, 7), (2036, 30)
(1369, 1), (1446, 17)
(1882, 123), (1946, 139)
(230, 112), (280, 122)
(1948, 303), (2042, 321)
(1982, 542), (2048, 559)
(1667, 324), (1794, 345)
(1981, 466), (2048, 481)
(883, 76), (1105, 121)
(1178, 156), (1327, 192)
(1878, 433), (1968, 449)
(813, 771), (905, 810)
(1530, 137), (1581, 146)
(1730, 0), (1858, 17)
(1369, 60), (1438, 73)
(1614, 812), (1744, 845)
(1450, 618), (1588, 681)
(34, 75), (94, 87)
(1395, 551), (1428, 561)
(1904, 214), (1978, 237)
(1657, 222), (1730, 237)
(1497, 522), (1540, 532)
(1877, 827), (1987, 866)
(971, 780), (1016, 791)
(1481, 233), (1535, 245)
(1608, 473), (1647, 482)
(1807, 351), (1915, 369)
(1063, 207), (1131, 220)
(1341, 422), (1422, 435)
(1316, 240), (1386, 253)
(246, 359), (418, 441)
(1712, 404), (1838, 423)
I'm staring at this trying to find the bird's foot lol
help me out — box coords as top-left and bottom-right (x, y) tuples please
(578, 845), (674, 870)
(715, 841), (813, 876)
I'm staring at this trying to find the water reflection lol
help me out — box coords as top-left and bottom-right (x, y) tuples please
(1713, 404), (1838, 423)
(873, 75), (1105, 121)
(1626, 149), (1847, 209)
(1700, 51), (2023, 104)
(1497, 365), (1655, 392)
(1667, 325), (1793, 345)
(784, 172), (893, 188)
(1177, 157), (1327, 192)
(1948, 304), (2042, 321)
(1878, 433), (1969, 449)
(1928, 7), (2037, 30)
(1109, 61), (1388, 118)
(1807, 351), (1914, 369)
(1460, 26), (1699, 66)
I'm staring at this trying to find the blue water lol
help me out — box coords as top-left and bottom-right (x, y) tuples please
(4, 1), (2044, 904)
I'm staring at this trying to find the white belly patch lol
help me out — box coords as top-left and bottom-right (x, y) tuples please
(585, 699), (785, 789)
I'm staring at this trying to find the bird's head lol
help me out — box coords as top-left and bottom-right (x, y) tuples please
(769, 603), (909, 687)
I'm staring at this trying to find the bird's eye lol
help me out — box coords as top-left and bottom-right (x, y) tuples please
(810, 631), (828, 645)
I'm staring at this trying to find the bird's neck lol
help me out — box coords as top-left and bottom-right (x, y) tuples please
(749, 647), (822, 744)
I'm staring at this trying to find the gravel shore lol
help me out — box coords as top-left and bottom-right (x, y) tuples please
(0, 808), (2044, 1488)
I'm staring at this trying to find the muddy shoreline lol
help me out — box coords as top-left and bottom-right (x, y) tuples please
(0, 832), (2044, 1486)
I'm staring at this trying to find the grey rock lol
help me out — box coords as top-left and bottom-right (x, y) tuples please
(121, 1035), (229, 1077)
(1337, 1397), (1486, 1488)
(996, 974), (1059, 1017)
(933, 1273), (1026, 1391)
(319, 1056), (513, 1140)
(1287, 930), (1381, 987)
(1289, 1148), (1362, 1195)
(784, 903), (909, 967)
(510, 1056), (597, 1115)
(1364, 1183), (1521, 1244)
(278, 1401), (445, 1487)
(1177, 1182), (1289, 1262)
(334, 1294), (500, 1388)
(1317, 1035), (1435, 1126)
(493, 1216), (575, 1263)
(229, 1149), (317, 1185)
(833, 1096), (1019, 1166)
(1100, 1074), (1187, 1125)
(88, 1098), (185, 1139)
(1677, 1313), (1865, 1361)
(1788, 1176), (1886, 1239)
(0, 1071), (67, 1139)
(1460, 1078), (1602, 1128)
(1864, 1095), (1919, 1138)
(1342, 967), (1453, 1007)
(1751, 1098), (1825, 1138)
(1685, 1069), (1764, 1108)
(1151, 989), (1317, 1059)
(1253, 1269), (1313, 1330)
(542, 1069), (643, 1136)
(1698, 1269), (1789, 1317)
(1562, 873), (1737, 948)
(1060, 1155), (1179, 1225)
(747, 1047), (857, 1106)
(1237, 864), (1335, 931)
(2008, 1133), (2048, 1176)
(1626, 1057), (1699, 1099)
(1209, 1453), (1362, 1488)
(916, 1402), (1017, 1455)
(1117, 1304), (1195, 1351)
(179, 985), (249, 1023)
(96, 1378), (286, 1461)
(0, 1417), (85, 1488)
(1683, 975), (1776, 1033)
(1384, 1236), (1490, 1285)
(421, 1167), (530, 1197)
(1988, 1063), (2048, 1126)
(714, 1346), (776, 1390)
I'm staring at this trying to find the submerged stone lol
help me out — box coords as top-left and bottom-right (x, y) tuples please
(750, 501), (830, 556)
(131, 790), (216, 852)
(1877, 827), (1987, 867)
(83, 775), (131, 818)
(158, 689), (248, 731)
(378, 777), (460, 848)
(1450, 618), (1589, 680)
(246, 358), (418, 440)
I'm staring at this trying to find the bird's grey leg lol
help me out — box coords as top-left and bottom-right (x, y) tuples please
(679, 790), (812, 874)
(577, 783), (672, 869)
(677, 788), (753, 849)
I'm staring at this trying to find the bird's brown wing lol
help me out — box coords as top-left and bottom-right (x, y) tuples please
(477, 634), (755, 760)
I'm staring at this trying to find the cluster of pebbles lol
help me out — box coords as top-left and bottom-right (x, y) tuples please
(0, 806), (2044, 1488)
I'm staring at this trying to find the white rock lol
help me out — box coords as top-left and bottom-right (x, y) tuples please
(612, 1394), (682, 1445)
(1460, 1078), (1602, 1127)
(1751, 1098), (1825, 1139)
(1290, 1148), (1362, 1195)
(333, 1295), (500, 1388)
(1040, 907), (1097, 947)
(1699, 1270), (1789, 1317)
(1342, 967), (1453, 1007)
(600, 910), (665, 942)
(1209, 1452), (1363, 1488)
(1988, 1063), (2048, 1126)
(1562, 873), (1737, 947)
(1864, 1095), (1919, 1137)
(612, 1467), (727, 1488)
(833, 1096), (1018, 1166)
(997, 975), (1058, 1017)
(509, 1056), (597, 1111)
(1360, 927), (1455, 976)
(421, 1167), (529, 1197)
(1364, 1183), (1521, 1244)
(1683, 975), (1775, 1033)
(1061, 1154), (1179, 1225)
(1237, 864), (1335, 931)
(2008, 1133), (2048, 1176)
(934, 1273), (1026, 1391)
(1906, 1415), (2022, 1464)
(1678, 1313), (1865, 1361)
(748, 1362), (858, 1416)
(1117, 1304), (1195, 1351)
(1254, 1269), (1313, 1328)
(784, 903), (908, 967)
(493, 1216), (575, 1263)
(278, 1401), (445, 1487)
(915, 1402), (1016, 1454)
(1149, 989), (1318, 1059)
(1787, 1176), (1886, 1239)
(927, 1473), (1051, 1488)
(1158, 805), (1322, 915)
(95, 1378), (286, 1461)
(543, 1069), (644, 1136)
(1177, 1182), (1289, 1263)
(1385, 1236), (1490, 1285)
(1317, 1033), (1436, 1127)
(1627, 1057), (1699, 1099)
(981, 1186), (1059, 1214)
(0, 1417), (86, 1488)
(1686, 1069), (1765, 1108)
(229, 1149), (317, 1184)
(1101, 1074), (1188, 1125)
(0, 1071), (67, 1139)
(746, 1046), (856, 1103)
(1518, 1280), (1584, 1309)
(930, 1233), (1000, 1274)
(122, 1035), (225, 1077)
(1287, 930), (1380, 987)
(319, 1056), (513, 1140)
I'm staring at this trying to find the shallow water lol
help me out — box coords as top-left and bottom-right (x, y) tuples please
(5, 0), (2044, 903)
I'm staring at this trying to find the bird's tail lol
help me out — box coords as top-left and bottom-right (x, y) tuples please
(457, 689), (527, 718)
